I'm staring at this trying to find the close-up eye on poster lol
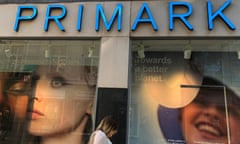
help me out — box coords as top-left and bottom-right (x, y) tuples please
(129, 40), (240, 144)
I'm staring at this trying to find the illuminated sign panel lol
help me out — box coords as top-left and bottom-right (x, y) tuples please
(13, 0), (235, 32)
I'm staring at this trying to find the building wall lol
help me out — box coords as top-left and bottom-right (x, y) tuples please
(0, 1), (240, 144)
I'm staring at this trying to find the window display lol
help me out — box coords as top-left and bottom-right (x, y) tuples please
(129, 40), (240, 144)
(0, 40), (99, 144)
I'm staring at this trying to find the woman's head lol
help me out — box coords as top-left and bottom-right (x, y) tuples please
(180, 76), (240, 144)
(27, 65), (96, 137)
(3, 72), (31, 120)
(97, 115), (118, 138)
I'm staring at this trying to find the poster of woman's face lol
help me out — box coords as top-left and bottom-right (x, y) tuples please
(0, 65), (97, 144)
(130, 51), (240, 144)
(0, 72), (32, 143)
(28, 66), (95, 136)
(0, 40), (100, 144)
(180, 78), (240, 144)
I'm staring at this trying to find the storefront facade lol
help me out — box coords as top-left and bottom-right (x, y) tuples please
(0, 0), (240, 144)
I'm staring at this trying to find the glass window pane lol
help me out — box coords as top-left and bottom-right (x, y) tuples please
(0, 40), (99, 144)
(129, 39), (240, 144)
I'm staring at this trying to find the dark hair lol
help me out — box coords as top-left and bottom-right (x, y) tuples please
(96, 116), (118, 136)
(192, 76), (240, 108)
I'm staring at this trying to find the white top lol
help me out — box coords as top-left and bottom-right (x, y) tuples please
(91, 130), (112, 144)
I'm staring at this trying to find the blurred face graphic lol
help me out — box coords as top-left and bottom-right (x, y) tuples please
(180, 88), (240, 144)
(28, 66), (95, 136)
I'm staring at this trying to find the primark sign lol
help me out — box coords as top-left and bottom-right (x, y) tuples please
(1, 0), (240, 36)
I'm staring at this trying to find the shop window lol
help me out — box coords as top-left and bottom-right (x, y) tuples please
(0, 40), (100, 144)
(129, 39), (240, 144)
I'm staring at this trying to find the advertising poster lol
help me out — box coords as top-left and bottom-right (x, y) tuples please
(0, 65), (97, 144)
(0, 40), (99, 144)
(0, 72), (32, 144)
(129, 51), (240, 144)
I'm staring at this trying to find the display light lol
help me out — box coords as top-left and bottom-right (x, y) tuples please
(88, 46), (94, 58)
(44, 49), (50, 58)
(184, 40), (192, 59)
(4, 49), (12, 58)
(137, 44), (145, 58)
(237, 51), (240, 59)
(184, 49), (191, 59)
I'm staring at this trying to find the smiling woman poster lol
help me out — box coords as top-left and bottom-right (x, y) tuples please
(129, 51), (240, 144)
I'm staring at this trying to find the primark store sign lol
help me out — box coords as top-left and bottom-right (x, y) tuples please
(5, 0), (240, 35)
